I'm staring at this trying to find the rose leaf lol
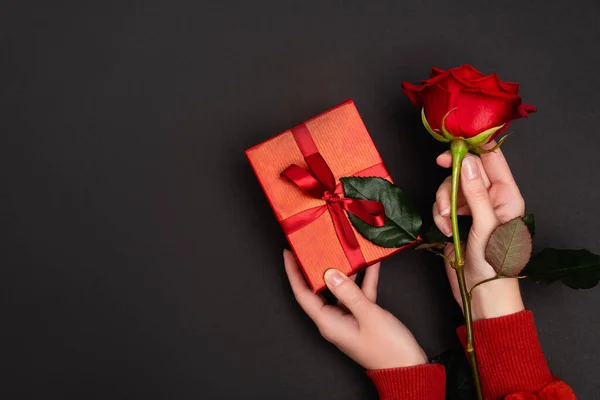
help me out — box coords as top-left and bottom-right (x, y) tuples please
(485, 217), (533, 277)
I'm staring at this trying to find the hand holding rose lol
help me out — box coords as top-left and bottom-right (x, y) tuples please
(432, 142), (525, 321)
(402, 65), (537, 399)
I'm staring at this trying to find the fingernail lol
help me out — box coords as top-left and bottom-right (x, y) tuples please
(441, 221), (452, 237)
(462, 157), (479, 180)
(324, 269), (345, 287)
(438, 200), (450, 217)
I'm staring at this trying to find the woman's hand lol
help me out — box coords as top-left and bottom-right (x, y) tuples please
(284, 250), (427, 370)
(432, 142), (525, 321)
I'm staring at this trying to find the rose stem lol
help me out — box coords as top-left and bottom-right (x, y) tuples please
(450, 139), (483, 400)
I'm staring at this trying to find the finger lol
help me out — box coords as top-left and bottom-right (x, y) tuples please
(436, 176), (469, 217)
(434, 176), (471, 217)
(495, 187), (526, 223)
(436, 151), (452, 168)
(283, 250), (326, 321)
(324, 269), (374, 320)
(361, 263), (380, 303)
(433, 202), (452, 237)
(433, 201), (472, 241)
(437, 152), (491, 188)
(460, 158), (500, 251)
(479, 141), (517, 186)
(338, 274), (357, 310)
(479, 141), (525, 219)
(443, 243), (464, 309)
(436, 176), (452, 217)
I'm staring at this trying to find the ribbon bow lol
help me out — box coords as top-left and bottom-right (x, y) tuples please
(280, 124), (386, 271)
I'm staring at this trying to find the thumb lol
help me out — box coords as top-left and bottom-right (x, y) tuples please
(324, 269), (373, 319)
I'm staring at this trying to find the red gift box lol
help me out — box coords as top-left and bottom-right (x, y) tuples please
(246, 100), (417, 292)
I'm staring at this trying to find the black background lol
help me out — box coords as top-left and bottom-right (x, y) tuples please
(2, 1), (599, 399)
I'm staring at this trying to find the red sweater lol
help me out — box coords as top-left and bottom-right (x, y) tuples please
(366, 311), (576, 399)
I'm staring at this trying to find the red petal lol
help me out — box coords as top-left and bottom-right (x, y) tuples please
(401, 81), (423, 108)
(470, 73), (519, 95)
(418, 83), (455, 133)
(477, 88), (521, 99)
(517, 103), (537, 117)
(471, 74), (505, 92)
(452, 90), (522, 137)
(421, 70), (451, 85)
(451, 64), (486, 80)
(448, 70), (479, 91)
(470, 71), (520, 94)
(501, 80), (520, 94)
(429, 67), (446, 77)
(447, 70), (478, 90)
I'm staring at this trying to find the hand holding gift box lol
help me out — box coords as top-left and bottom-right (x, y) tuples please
(246, 100), (420, 292)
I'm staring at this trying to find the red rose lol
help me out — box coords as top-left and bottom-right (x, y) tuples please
(402, 65), (536, 141)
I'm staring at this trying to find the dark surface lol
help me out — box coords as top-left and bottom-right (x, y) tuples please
(2, 1), (599, 399)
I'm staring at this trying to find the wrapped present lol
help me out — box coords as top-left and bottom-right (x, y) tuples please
(246, 100), (417, 292)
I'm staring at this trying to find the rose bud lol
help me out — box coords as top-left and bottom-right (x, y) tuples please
(402, 65), (536, 150)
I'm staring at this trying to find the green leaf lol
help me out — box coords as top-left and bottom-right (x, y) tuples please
(424, 216), (472, 244)
(522, 248), (600, 289)
(433, 348), (476, 400)
(341, 177), (422, 248)
(485, 217), (532, 277)
(523, 214), (535, 237)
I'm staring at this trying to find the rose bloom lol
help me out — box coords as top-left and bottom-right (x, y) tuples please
(402, 65), (536, 141)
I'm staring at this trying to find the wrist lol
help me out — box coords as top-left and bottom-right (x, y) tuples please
(365, 346), (428, 370)
(400, 347), (429, 368)
(469, 277), (524, 321)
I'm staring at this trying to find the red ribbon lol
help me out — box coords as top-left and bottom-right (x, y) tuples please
(280, 124), (387, 270)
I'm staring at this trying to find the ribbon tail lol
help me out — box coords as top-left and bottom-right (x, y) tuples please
(280, 205), (328, 235)
(327, 203), (367, 270)
(342, 199), (386, 227)
(328, 203), (359, 250)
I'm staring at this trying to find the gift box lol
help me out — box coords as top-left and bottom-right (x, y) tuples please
(246, 100), (417, 292)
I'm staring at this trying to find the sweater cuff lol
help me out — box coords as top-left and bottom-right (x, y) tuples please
(457, 310), (553, 399)
(366, 364), (446, 400)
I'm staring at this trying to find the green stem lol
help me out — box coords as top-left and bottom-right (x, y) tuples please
(450, 140), (468, 268)
(450, 140), (483, 400)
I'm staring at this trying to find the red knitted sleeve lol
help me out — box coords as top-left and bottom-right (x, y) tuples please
(366, 311), (576, 399)
(366, 364), (446, 400)
(457, 310), (576, 399)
